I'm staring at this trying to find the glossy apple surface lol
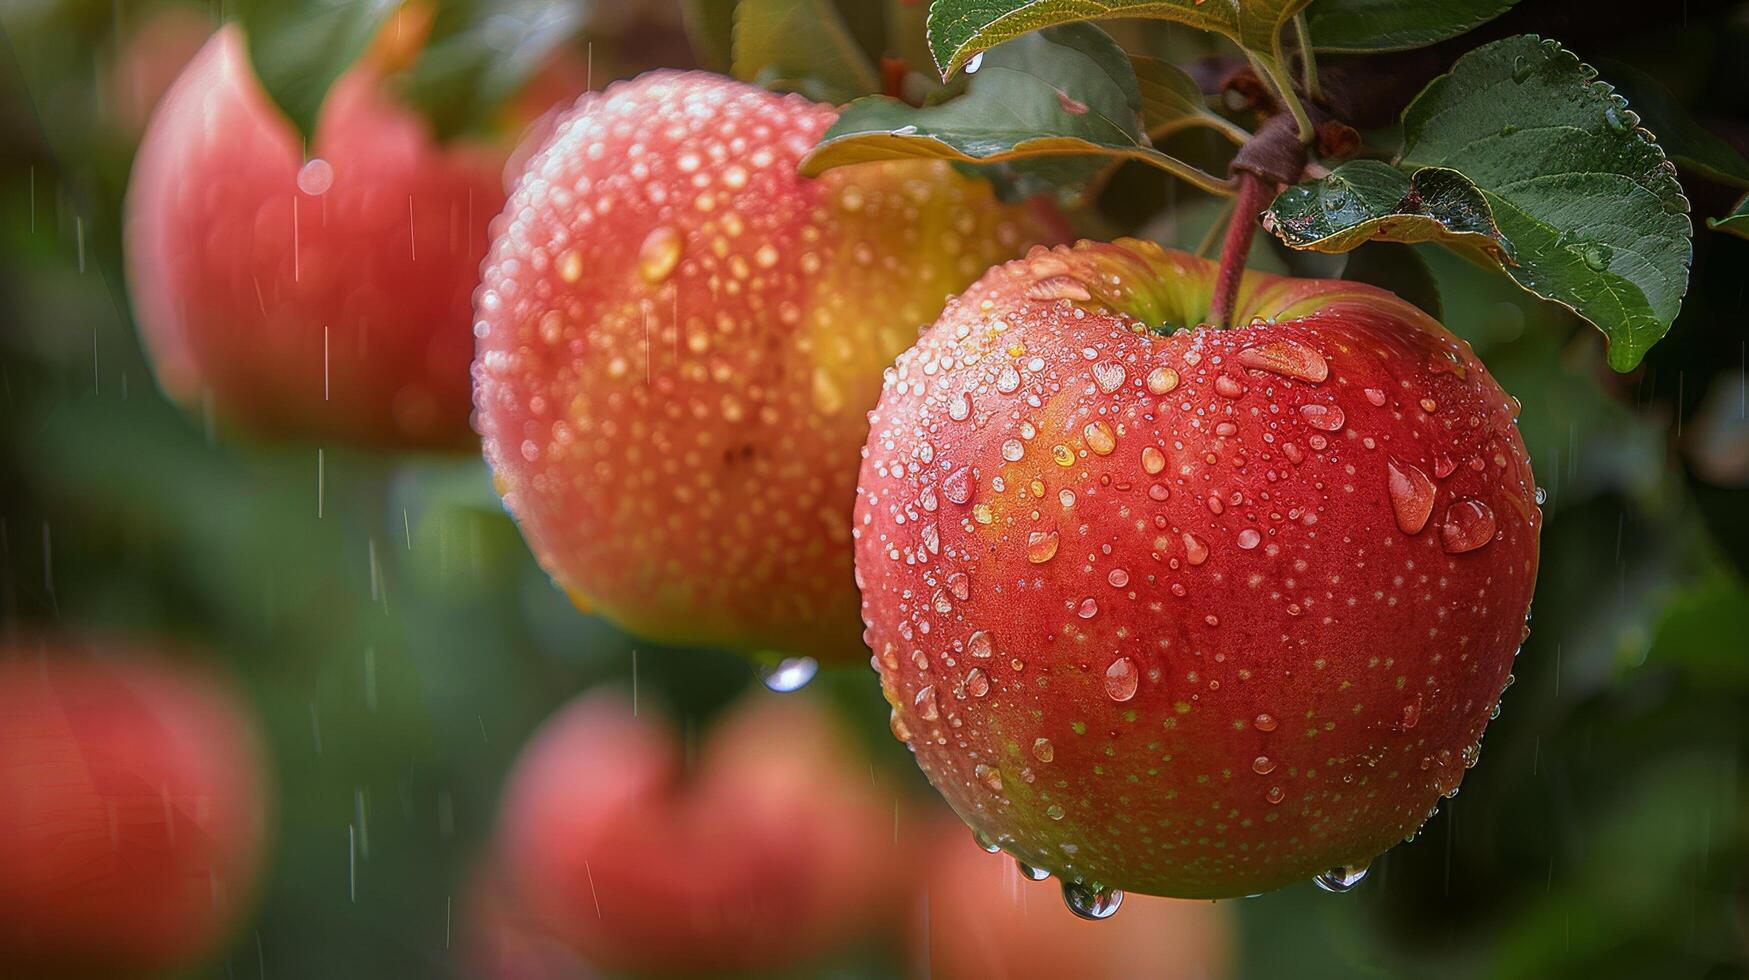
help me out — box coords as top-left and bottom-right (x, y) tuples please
(855, 239), (1540, 898)
(472, 70), (1059, 664)
(126, 25), (507, 448)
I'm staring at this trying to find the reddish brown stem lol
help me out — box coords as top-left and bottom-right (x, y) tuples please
(1210, 170), (1272, 329)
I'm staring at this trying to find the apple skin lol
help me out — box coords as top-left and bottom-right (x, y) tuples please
(125, 25), (507, 449)
(0, 649), (271, 976)
(472, 70), (1060, 664)
(854, 239), (1540, 899)
(459, 866), (597, 980)
(494, 690), (909, 975)
(912, 816), (1232, 980)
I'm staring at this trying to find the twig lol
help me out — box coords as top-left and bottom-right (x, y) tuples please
(1293, 14), (1322, 103)
(1210, 171), (1272, 328)
(1248, 51), (1315, 145)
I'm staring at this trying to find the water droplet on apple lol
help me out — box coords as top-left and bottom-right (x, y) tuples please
(1083, 421), (1116, 455)
(758, 656), (817, 692)
(1440, 499), (1496, 553)
(297, 157), (333, 196)
(1146, 366), (1180, 394)
(1062, 881), (1123, 920)
(1026, 530), (1060, 564)
(638, 225), (683, 283)
(1314, 863), (1370, 893)
(1236, 339), (1328, 382)
(1104, 657), (1138, 701)
(1017, 860), (1050, 881)
(1386, 457), (1436, 534)
(1299, 403), (1345, 431)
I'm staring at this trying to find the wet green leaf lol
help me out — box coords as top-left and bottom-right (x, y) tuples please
(680, 0), (738, 73)
(803, 24), (1221, 193)
(1265, 160), (1512, 258)
(1304, 0), (1517, 53)
(733, 0), (880, 103)
(1129, 54), (1229, 140)
(1602, 60), (1749, 189)
(1710, 194), (1749, 240)
(1265, 36), (1693, 372)
(237, 0), (399, 140)
(925, 0), (1314, 79)
(400, 0), (586, 140)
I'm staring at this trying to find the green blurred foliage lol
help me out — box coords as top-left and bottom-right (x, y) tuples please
(1, 1), (1747, 978)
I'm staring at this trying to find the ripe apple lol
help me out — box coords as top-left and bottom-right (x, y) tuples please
(912, 815), (1232, 979)
(472, 70), (1060, 665)
(125, 24), (510, 449)
(459, 866), (596, 980)
(0, 648), (271, 976)
(854, 239), (1540, 900)
(494, 690), (908, 975)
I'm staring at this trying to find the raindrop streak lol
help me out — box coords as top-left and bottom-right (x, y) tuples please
(1062, 881), (1123, 919)
(1017, 860), (1050, 881)
(1313, 863), (1370, 893)
(758, 656), (817, 692)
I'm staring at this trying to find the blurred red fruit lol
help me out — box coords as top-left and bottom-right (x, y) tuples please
(460, 867), (596, 980)
(495, 691), (907, 975)
(0, 647), (271, 976)
(106, 4), (213, 138)
(912, 817), (1232, 979)
(125, 25), (508, 449)
(856, 240), (1540, 898)
(473, 70), (1061, 664)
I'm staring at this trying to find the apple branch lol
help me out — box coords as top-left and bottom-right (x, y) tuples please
(1209, 170), (1272, 329)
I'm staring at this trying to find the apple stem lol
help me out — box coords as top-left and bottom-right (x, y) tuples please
(1210, 171), (1271, 329)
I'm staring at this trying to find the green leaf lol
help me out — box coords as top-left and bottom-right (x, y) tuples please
(1709, 193), (1749, 240)
(1600, 60), (1749, 189)
(400, 1), (586, 141)
(1340, 243), (1443, 319)
(925, 0), (1314, 79)
(681, 0), (738, 73)
(1265, 160), (1512, 258)
(237, 0), (399, 140)
(800, 24), (1228, 196)
(1130, 54), (1236, 142)
(1304, 0), (1517, 53)
(1265, 36), (1693, 373)
(733, 0), (881, 104)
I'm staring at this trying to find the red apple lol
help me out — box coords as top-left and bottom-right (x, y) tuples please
(472, 70), (1060, 665)
(125, 24), (508, 449)
(854, 239), (1540, 900)
(459, 866), (597, 980)
(494, 690), (908, 975)
(0, 647), (271, 976)
(912, 816), (1233, 979)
